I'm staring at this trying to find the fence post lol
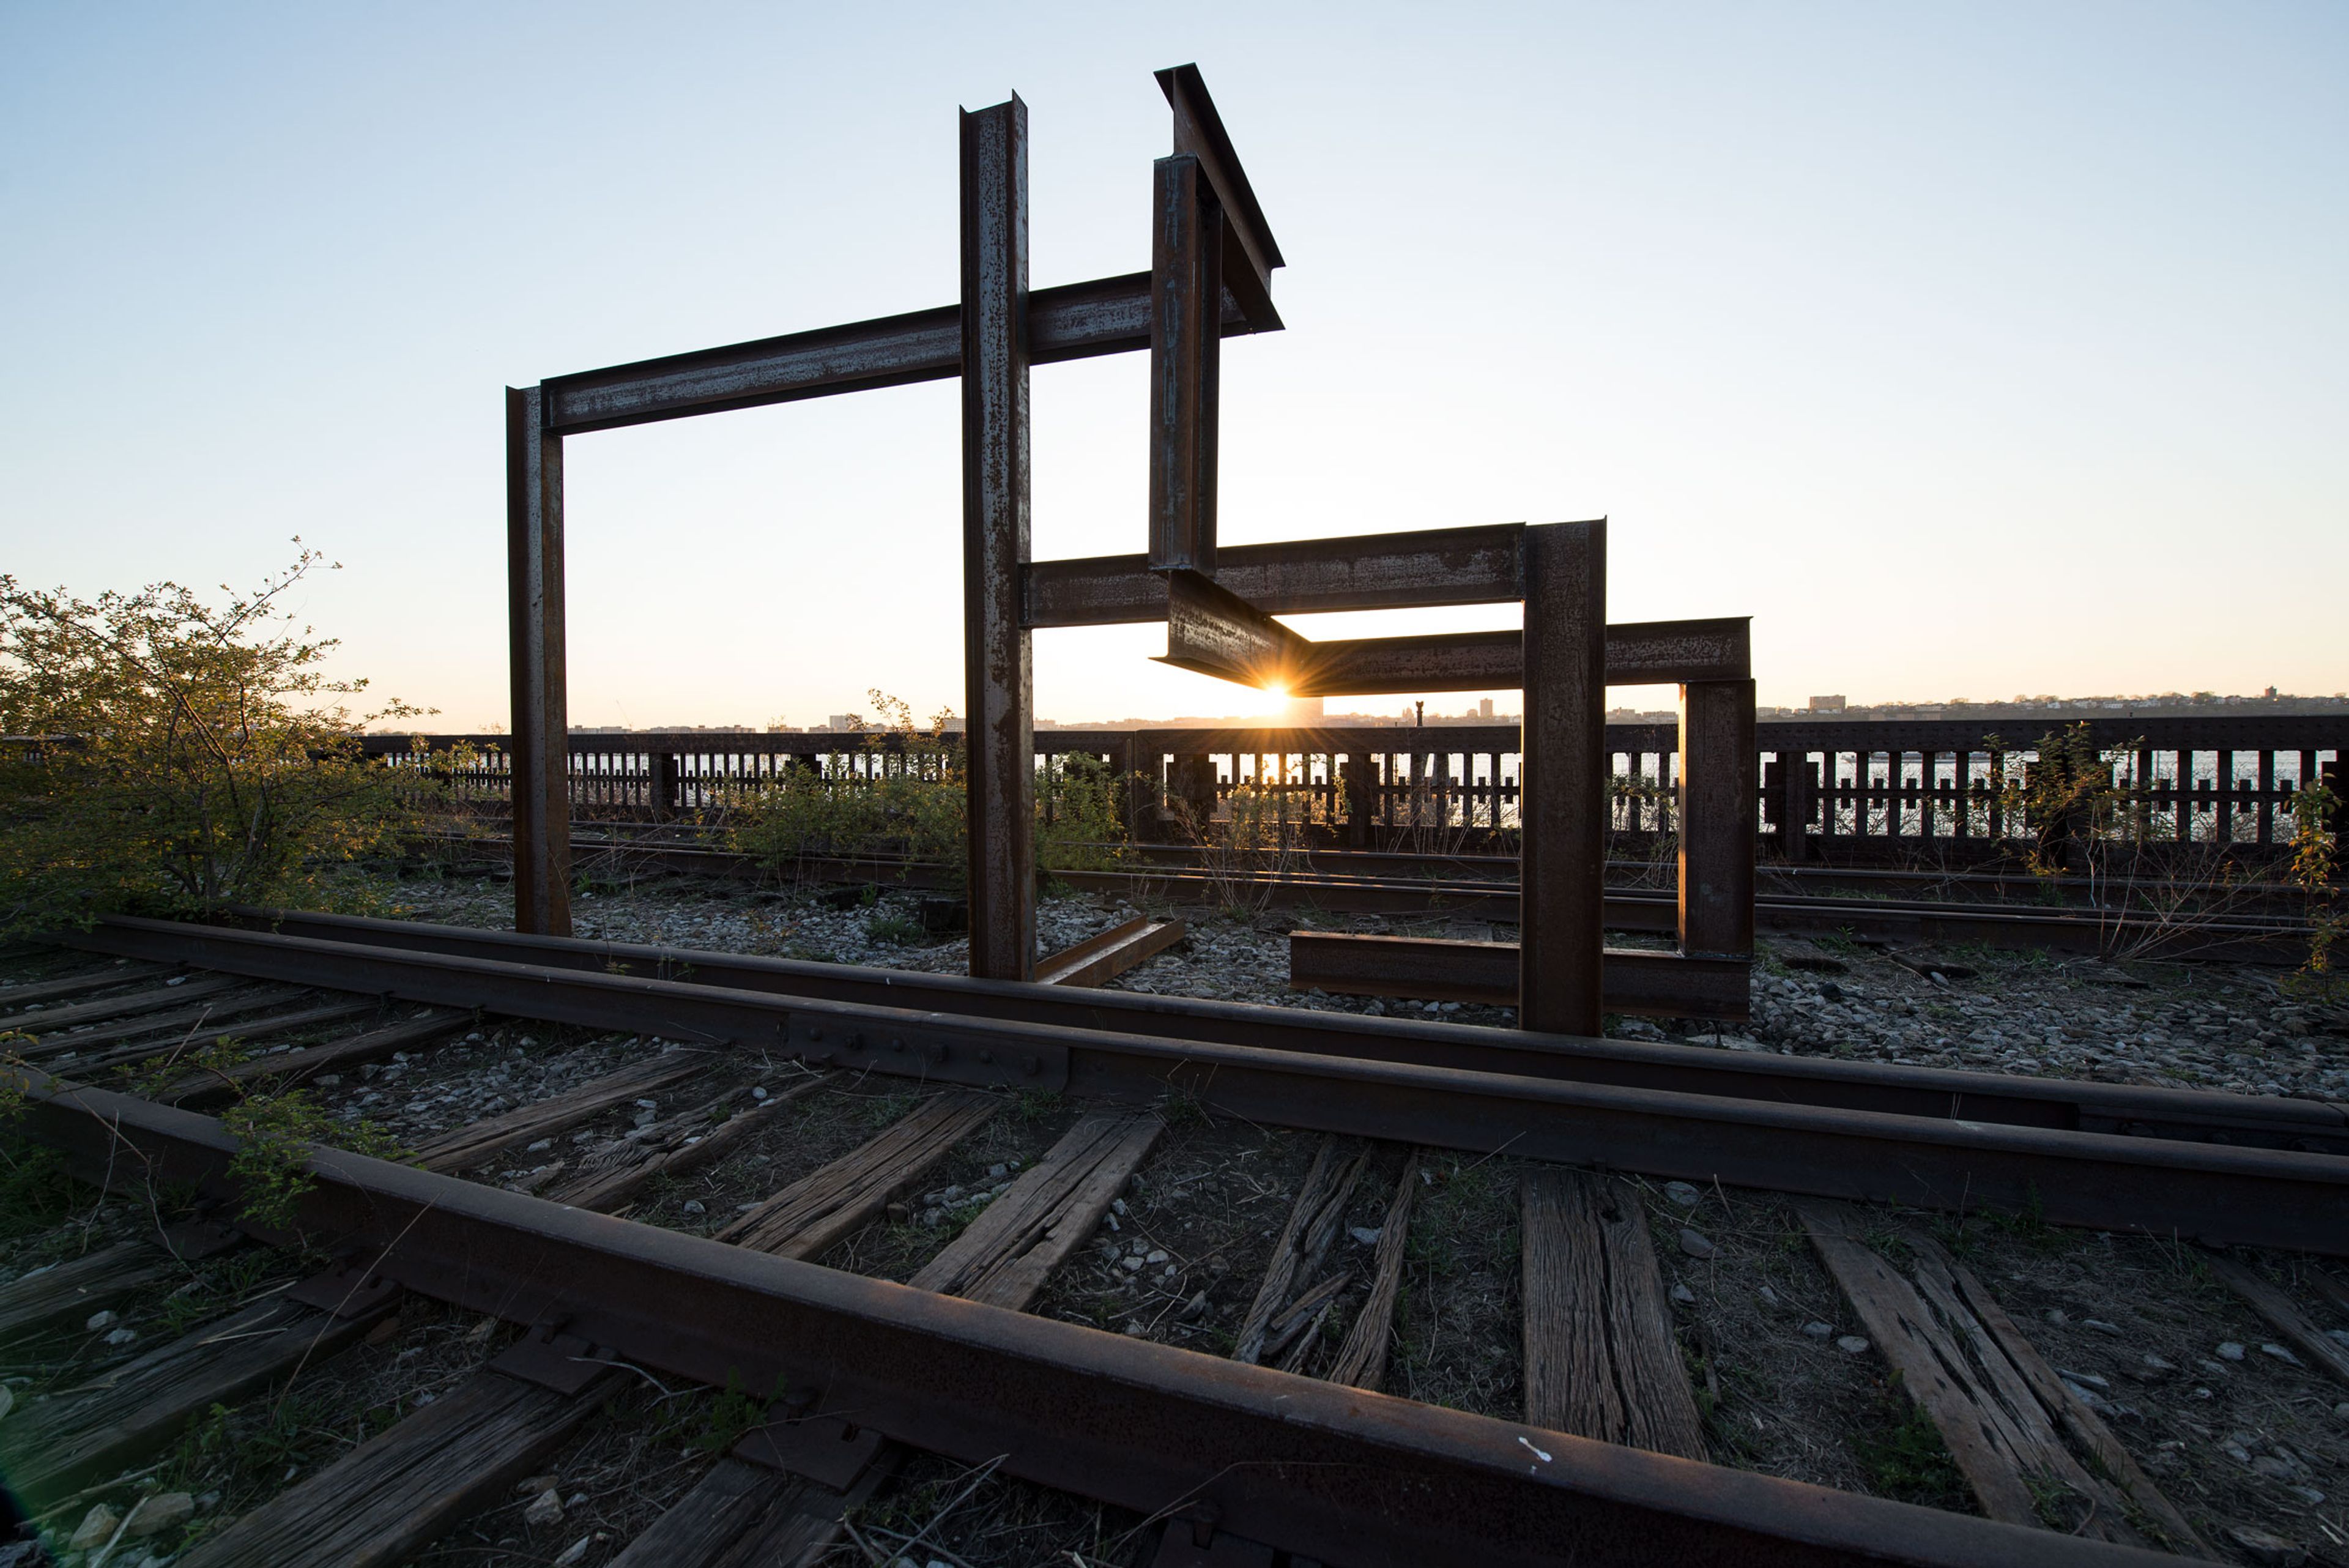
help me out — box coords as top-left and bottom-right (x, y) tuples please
(1678, 680), (1756, 959)
(652, 751), (681, 822)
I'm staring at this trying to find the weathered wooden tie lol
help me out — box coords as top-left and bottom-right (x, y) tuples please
(3, 973), (248, 1036)
(1798, 1200), (2200, 1551)
(16, 982), (299, 1055)
(76, 997), (381, 1077)
(2202, 1250), (2349, 1391)
(0, 1240), (173, 1347)
(718, 1090), (998, 1259)
(1232, 1135), (1370, 1369)
(0, 960), (176, 1011)
(411, 1048), (714, 1173)
(161, 1009), (471, 1107)
(175, 1340), (616, 1568)
(1520, 1168), (1706, 1461)
(0, 1285), (395, 1509)
(549, 1072), (829, 1213)
(910, 1111), (1163, 1307)
(1323, 1149), (1420, 1391)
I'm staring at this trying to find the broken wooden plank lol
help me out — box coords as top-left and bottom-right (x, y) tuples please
(910, 1112), (1164, 1309)
(1521, 1169), (1706, 1461)
(176, 1362), (614, 1568)
(719, 1091), (998, 1259)
(0, 1291), (395, 1509)
(1035, 916), (1187, 989)
(0, 1241), (171, 1347)
(161, 1009), (472, 1107)
(0, 961), (176, 1011)
(549, 1073), (829, 1213)
(1797, 1200), (2173, 1547)
(606, 1454), (888, 1567)
(1232, 1137), (1368, 1365)
(1324, 1149), (1420, 1391)
(2203, 1250), (2349, 1392)
(411, 1049), (716, 1173)
(1920, 1236), (2205, 1554)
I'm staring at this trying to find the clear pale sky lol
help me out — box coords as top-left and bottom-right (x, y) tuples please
(5, 4), (2343, 730)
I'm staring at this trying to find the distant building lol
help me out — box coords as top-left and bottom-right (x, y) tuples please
(1807, 695), (1847, 713)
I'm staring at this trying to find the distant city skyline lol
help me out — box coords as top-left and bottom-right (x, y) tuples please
(7, 7), (2343, 732)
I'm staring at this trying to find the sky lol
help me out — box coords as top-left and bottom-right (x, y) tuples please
(4, 3), (2343, 731)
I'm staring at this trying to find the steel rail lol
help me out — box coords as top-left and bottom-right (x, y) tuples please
(172, 910), (2349, 1154)
(10, 1071), (2189, 1568)
(414, 829), (2316, 961)
(54, 918), (2349, 1249)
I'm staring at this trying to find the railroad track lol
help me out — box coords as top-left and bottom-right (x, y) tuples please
(4, 924), (2346, 1566)
(429, 830), (2317, 964)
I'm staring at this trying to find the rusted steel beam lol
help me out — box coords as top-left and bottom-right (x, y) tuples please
(1289, 932), (1751, 1020)
(1148, 155), (1223, 573)
(1025, 524), (1527, 626)
(1680, 680), (1757, 959)
(1288, 630), (1522, 697)
(1156, 64), (1282, 333)
(13, 1074), (2189, 1568)
(960, 97), (1035, 981)
(505, 385), (571, 938)
(1519, 521), (1607, 1036)
(1035, 916), (1187, 989)
(1156, 568), (1314, 688)
(540, 275), (1264, 435)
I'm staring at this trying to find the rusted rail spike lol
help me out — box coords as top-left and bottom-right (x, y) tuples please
(18, 1072), (2189, 1568)
(45, 920), (2349, 1250)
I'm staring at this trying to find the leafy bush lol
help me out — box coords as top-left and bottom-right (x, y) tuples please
(0, 548), (423, 935)
(728, 689), (1134, 884)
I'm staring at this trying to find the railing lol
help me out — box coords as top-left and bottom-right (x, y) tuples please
(362, 713), (2346, 866)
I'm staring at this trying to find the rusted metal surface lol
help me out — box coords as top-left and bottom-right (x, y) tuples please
(1156, 64), (1282, 332)
(1679, 679), (1757, 959)
(91, 912), (2349, 1153)
(1290, 628), (1524, 696)
(960, 97), (1036, 981)
(1035, 916), (1188, 989)
(1156, 568), (1312, 687)
(1289, 932), (1752, 1020)
(1024, 523), (1529, 626)
(1148, 156), (1223, 573)
(541, 274), (1267, 436)
(1607, 617), (1751, 683)
(1519, 521), (1608, 1036)
(13, 1072), (2188, 1568)
(504, 385), (571, 938)
(65, 917), (2349, 1244)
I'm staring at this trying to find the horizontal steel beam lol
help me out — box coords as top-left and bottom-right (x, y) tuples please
(1290, 932), (1752, 1019)
(189, 912), (2349, 1153)
(13, 1074), (2176, 1568)
(543, 272), (1268, 435)
(56, 920), (2349, 1248)
(1025, 524), (1527, 625)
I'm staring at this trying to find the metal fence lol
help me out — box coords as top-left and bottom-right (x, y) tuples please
(363, 712), (2345, 865)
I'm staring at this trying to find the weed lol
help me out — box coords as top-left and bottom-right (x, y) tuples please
(863, 910), (926, 946)
(1013, 1088), (1068, 1123)
(853, 1091), (916, 1131)
(689, 1370), (785, 1455)
(1852, 1395), (1968, 1509)
(1156, 1086), (1210, 1129)
(218, 1090), (404, 1233)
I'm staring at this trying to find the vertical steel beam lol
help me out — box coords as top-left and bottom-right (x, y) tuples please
(960, 98), (1034, 980)
(1679, 680), (1757, 958)
(505, 385), (571, 938)
(1147, 154), (1222, 574)
(1518, 521), (1606, 1036)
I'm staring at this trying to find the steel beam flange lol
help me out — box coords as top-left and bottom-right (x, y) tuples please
(13, 1072), (2180, 1568)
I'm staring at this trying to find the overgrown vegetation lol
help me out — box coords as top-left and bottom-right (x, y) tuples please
(0, 549), (429, 935)
(729, 689), (1132, 883)
(2286, 777), (2341, 994)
